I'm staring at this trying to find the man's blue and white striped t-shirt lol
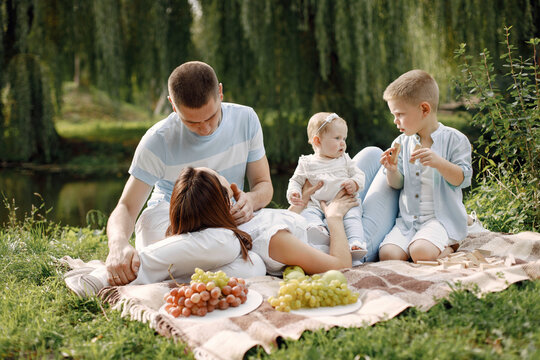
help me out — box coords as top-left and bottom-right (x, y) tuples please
(129, 102), (266, 207)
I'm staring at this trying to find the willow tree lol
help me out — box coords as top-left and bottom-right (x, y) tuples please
(121, 0), (193, 110)
(195, 0), (537, 158)
(0, 5), (4, 155)
(1, 0), (58, 163)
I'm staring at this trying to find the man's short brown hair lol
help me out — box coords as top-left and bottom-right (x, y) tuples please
(168, 61), (219, 108)
(383, 69), (439, 110)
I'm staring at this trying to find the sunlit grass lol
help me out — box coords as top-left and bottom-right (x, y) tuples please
(1, 199), (538, 359)
(56, 120), (155, 145)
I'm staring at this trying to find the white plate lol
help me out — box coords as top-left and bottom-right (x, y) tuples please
(159, 289), (263, 322)
(290, 299), (363, 317)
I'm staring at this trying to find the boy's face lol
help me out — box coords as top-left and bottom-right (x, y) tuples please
(387, 98), (426, 136)
(318, 121), (347, 159)
(171, 84), (224, 136)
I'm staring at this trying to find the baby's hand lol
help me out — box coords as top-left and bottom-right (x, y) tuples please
(289, 192), (304, 206)
(341, 179), (358, 194)
(380, 147), (399, 172)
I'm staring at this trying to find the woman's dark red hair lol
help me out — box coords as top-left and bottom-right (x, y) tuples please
(166, 167), (252, 260)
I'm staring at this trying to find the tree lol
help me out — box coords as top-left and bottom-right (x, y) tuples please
(1, 0), (59, 163)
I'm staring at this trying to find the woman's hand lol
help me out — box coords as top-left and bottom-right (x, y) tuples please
(288, 180), (324, 213)
(320, 189), (358, 219)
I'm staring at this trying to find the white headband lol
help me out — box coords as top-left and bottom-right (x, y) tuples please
(315, 113), (340, 135)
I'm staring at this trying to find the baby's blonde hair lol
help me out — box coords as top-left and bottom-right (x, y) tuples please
(307, 112), (347, 148)
(383, 69), (439, 110)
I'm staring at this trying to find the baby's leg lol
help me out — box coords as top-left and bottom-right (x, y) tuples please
(343, 205), (367, 264)
(301, 206), (329, 247)
(300, 206), (326, 228)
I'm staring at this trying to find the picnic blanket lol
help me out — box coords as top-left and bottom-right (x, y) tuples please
(62, 231), (540, 360)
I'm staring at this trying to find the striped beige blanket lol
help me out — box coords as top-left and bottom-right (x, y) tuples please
(66, 231), (540, 360)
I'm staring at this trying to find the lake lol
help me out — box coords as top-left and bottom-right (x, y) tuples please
(0, 168), (292, 228)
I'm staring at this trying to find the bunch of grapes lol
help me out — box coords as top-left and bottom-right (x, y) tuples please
(267, 274), (358, 312)
(190, 268), (230, 288)
(164, 269), (248, 318)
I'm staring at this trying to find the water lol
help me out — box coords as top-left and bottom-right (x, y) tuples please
(0, 168), (292, 227)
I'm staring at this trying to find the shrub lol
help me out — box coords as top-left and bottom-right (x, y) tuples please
(454, 27), (539, 233)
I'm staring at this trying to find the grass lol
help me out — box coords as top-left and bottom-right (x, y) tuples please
(1, 204), (538, 359)
(3, 85), (536, 358)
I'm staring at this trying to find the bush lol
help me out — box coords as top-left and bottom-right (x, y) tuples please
(454, 27), (539, 233)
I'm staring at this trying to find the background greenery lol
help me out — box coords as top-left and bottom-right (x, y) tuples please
(0, 2), (539, 358)
(0, 0), (538, 164)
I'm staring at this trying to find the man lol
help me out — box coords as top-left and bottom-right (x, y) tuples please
(106, 61), (273, 286)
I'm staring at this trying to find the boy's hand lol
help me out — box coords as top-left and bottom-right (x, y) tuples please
(341, 179), (358, 194)
(410, 148), (443, 168)
(289, 192), (304, 206)
(380, 147), (399, 172)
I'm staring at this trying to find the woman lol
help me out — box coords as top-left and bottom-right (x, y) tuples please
(68, 166), (359, 296)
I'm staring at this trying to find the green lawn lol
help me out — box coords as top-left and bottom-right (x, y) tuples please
(3, 84), (535, 359)
(1, 207), (538, 359)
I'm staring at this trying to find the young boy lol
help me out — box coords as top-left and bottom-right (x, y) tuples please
(379, 70), (472, 263)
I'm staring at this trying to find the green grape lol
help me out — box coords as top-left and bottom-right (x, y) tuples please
(269, 269), (358, 312)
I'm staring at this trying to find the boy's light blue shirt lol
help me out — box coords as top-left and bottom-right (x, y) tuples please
(129, 102), (265, 207)
(393, 123), (472, 241)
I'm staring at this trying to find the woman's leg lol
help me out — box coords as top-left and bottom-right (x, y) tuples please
(352, 146), (385, 202)
(353, 147), (400, 262)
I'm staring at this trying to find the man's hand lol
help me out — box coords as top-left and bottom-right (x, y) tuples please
(106, 244), (140, 286)
(341, 179), (358, 194)
(230, 183), (254, 225)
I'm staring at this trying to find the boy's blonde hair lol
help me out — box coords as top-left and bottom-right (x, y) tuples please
(307, 112), (346, 146)
(383, 69), (439, 110)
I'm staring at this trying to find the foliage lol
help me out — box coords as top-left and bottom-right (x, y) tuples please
(0, 199), (190, 359)
(1, 1), (59, 162)
(455, 27), (540, 232)
(1, 1), (538, 163)
(1, 202), (538, 358)
(0, 0), (193, 163)
(195, 0), (537, 152)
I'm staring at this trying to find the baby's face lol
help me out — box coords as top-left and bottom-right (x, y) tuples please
(318, 121), (347, 159)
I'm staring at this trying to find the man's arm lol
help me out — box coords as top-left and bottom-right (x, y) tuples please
(230, 155), (273, 224)
(106, 176), (152, 285)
